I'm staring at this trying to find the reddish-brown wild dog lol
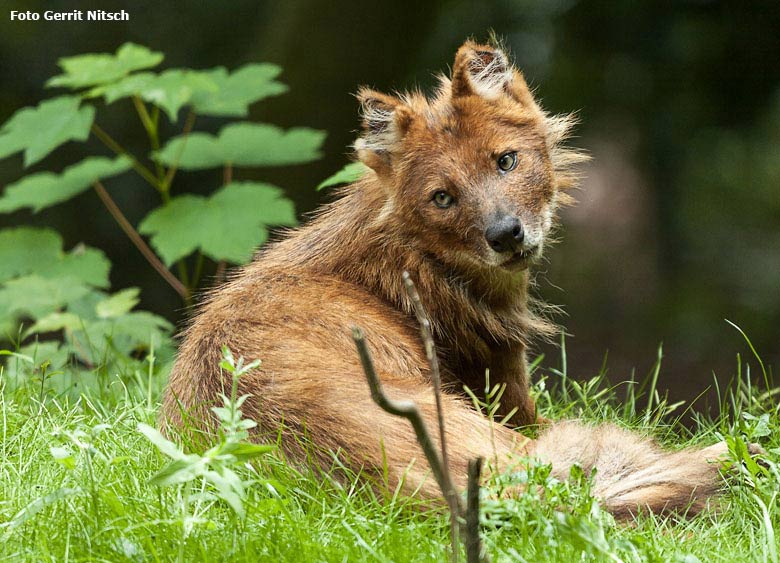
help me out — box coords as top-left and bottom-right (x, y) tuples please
(163, 40), (746, 518)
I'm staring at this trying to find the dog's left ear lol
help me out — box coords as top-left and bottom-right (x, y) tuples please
(451, 41), (537, 108)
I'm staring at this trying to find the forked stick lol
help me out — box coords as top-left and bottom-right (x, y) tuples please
(351, 326), (462, 515)
(401, 271), (463, 552)
(402, 271), (450, 477)
(351, 328), (486, 562)
(352, 274), (487, 562)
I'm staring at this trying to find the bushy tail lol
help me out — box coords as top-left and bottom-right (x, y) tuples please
(531, 420), (741, 519)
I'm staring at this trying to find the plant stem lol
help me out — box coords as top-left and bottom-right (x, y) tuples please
(84, 448), (101, 531)
(38, 363), (47, 410)
(179, 481), (191, 563)
(402, 272), (451, 482)
(133, 96), (166, 182)
(147, 342), (156, 413)
(223, 162), (233, 186)
(351, 326), (464, 516)
(466, 458), (484, 563)
(161, 110), (196, 193)
(90, 123), (160, 190)
(403, 271), (462, 556)
(177, 260), (190, 292)
(140, 104), (196, 302)
(191, 252), (204, 291)
(92, 180), (190, 302)
(352, 326), (464, 561)
(215, 261), (227, 283)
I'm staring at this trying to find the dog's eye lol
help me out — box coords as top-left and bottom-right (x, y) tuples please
(432, 191), (454, 208)
(497, 151), (518, 173)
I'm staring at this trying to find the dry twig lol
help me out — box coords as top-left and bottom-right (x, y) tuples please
(466, 458), (483, 563)
(351, 327), (458, 512)
(92, 180), (189, 301)
(402, 271), (461, 554)
(352, 274), (489, 562)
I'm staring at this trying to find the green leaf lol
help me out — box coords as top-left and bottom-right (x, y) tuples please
(71, 311), (173, 364)
(106, 311), (173, 343)
(0, 350), (34, 364)
(47, 43), (164, 89)
(93, 69), (218, 122)
(148, 457), (206, 487)
(138, 195), (203, 265)
(62, 288), (108, 322)
(1, 342), (69, 380)
(50, 446), (77, 470)
(5, 487), (82, 530)
(317, 161), (368, 191)
(0, 228), (60, 280)
(43, 245), (111, 289)
(95, 288), (140, 319)
(0, 156), (131, 214)
(137, 423), (185, 460)
(0, 97), (95, 167)
(15, 342), (67, 367)
(0, 275), (91, 319)
(0, 228), (110, 288)
(191, 64), (288, 117)
(203, 468), (245, 518)
(138, 181), (297, 265)
(26, 312), (83, 335)
(154, 122), (325, 170)
(230, 442), (275, 462)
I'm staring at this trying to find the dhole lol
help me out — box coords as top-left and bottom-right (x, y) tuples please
(163, 40), (753, 518)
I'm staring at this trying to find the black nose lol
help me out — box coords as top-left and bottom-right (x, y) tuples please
(485, 216), (524, 253)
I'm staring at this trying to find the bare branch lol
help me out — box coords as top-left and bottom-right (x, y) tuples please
(161, 110), (197, 191)
(91, 123), (160, 190)
(466, 457), (485, 563)
(351, 327), (464, 512)
(402, 272), (449, 472)
(92, 180), (190, 302)
(223, 162), (233, 186)
(353, 276), (488, 562)
(402, 271), (461, 557)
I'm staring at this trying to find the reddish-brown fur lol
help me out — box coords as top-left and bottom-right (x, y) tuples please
(162, 41), (746, 517)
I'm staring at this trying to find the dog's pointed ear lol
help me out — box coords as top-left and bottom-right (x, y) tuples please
(451, 41), (537, 107)
(353, 88), (414, 175)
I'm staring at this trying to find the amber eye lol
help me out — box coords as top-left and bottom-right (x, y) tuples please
(497, 151), (518, 173)
(432, 191), (454, 208)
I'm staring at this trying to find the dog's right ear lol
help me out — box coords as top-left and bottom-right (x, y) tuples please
(354, 88), (414, 176)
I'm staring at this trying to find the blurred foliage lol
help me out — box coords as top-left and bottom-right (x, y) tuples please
(0, 0), (777, 406)
(0, 40), (325, 390)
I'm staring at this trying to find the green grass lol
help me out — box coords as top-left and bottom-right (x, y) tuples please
(1, 341), (777, 562)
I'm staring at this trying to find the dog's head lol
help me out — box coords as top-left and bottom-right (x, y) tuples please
(354, 40), (586, 276)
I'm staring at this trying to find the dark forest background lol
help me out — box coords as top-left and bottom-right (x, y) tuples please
(1, 0), (778, 413)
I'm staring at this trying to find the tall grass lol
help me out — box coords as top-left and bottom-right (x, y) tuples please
(1, 336), (777, 562)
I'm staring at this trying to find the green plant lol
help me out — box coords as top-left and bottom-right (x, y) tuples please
(0, 231), (174, 400)
(137, 346), (275, 560)
(1, 330), (776, 562)
(0, 43), (326, 387)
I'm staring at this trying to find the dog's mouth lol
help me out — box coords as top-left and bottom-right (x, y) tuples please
(501, 246), (539, 271)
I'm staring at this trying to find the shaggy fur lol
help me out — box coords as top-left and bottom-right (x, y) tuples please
(162, 40), (745, 517)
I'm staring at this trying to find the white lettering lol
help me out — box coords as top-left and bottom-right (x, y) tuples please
(11, 8), (127, 22)
(87, 10), (129, 21)
(10, 10), (40, 21)
(44, 11), (83, 21)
